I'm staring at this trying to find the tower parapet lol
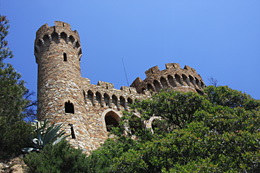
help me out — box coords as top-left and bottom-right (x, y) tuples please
(131, 63), (205, 94)
(34, 21), (82, 63)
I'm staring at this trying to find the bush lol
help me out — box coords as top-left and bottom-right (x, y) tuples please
(0, 120), (33, 159)
(23, 141), (89, 173)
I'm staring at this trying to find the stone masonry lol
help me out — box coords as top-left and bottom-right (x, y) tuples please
(34, 21), (205, 154)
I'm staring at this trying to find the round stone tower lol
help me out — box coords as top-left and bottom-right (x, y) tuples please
(34, 21), (85, 122)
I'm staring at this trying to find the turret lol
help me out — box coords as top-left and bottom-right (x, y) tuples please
(35, 21), (85, 121)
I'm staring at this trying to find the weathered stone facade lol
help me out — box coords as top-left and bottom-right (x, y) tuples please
(34, 21), (205, 154)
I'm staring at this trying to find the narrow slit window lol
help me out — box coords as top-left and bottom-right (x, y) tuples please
(64, 53), (67, 61)
(69, 124), (76, 139)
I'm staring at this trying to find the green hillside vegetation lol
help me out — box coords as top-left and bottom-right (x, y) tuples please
(23, 86), (260, 172)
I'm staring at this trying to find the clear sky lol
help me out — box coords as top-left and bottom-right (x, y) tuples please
(1, 0), (260, 100)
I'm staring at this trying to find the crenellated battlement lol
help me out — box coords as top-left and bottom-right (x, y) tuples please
(34, 21), (82, 63)
(131, 63), (205, 94)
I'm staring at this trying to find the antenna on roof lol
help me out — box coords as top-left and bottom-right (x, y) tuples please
(122, 58), (130, 87)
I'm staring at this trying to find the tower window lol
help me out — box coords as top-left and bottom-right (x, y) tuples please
(64, 53), (67, 61)
(68, 124), (76, 139)
(65, 100), (74, 113)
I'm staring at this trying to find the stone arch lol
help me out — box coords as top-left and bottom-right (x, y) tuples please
(43, 34), (50, 46)
(65, 100), (74, 114)
(51, 32), (59, 44)
(112, 95), (118, 108)
(195, 77), (201, 88)
(104, 93), (110, 107)
(146, 116), (162, 134)
(189, 75), (195, 86)
(147, 83), (154, 92)
(101, 109), (122, 132)
(75, 41), (80, 48)
(88, 90), (94, 105)
(60, 32), (67, 43)
(69, 35), (75, 45)
(182, 74), (190, 86)
(127, 97), (133, 105)
(160, 77), (168, 88)
(175, 74), (182, 86)
(154, 80), (162, 92)
(168, 75), (177, 87)
(120, 96), (126, 109)
(96, 91), (102, 105)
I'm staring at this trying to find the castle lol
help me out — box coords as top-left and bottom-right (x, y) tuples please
(34, 21), (205, 154)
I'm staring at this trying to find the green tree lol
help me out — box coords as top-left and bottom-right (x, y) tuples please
(0, 15), (33, 159)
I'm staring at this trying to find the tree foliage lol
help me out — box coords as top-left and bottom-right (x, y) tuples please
(85, 86), (260, 172)
(23, 141), (89, 173)
(0, 15), (34, 159)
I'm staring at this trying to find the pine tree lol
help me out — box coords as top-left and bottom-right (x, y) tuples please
(0, 15), (33, 159)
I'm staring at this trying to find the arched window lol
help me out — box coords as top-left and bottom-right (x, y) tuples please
(127, 98), (133, 105)
(120, 96), (125, 108)
(60, 32), (67, 43)
(147, 83), (154, 91)
(160, 77), (168, 88)
(175, 74), (182, 86)
(43, 34), (50, 46)
(105, 111), (120, 132)
(104, 93), (110, 106)
(75, 41), (80, 48)
(51, 32), (59, 44)
(63, 53), (67, 61)
(195, 78), (201, 88)
(168, 75), (177, 87)
(112, 95), (118, 107)
(69, 35), (75, 45)
(189, 75), (195, 86)
(96, 92), (102, 105)
(153, 80), (161, 92)
(65, 100), (74, 114)
(182, 74), (190, 86)
(88, 90), (94, 105)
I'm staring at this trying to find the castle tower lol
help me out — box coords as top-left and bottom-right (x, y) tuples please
(34, 21), (86, 124)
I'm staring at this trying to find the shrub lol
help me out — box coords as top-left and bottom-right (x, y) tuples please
(23, 141), (89, 173)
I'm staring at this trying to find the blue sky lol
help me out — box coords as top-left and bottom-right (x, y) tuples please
(1, 0), (260, 100)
